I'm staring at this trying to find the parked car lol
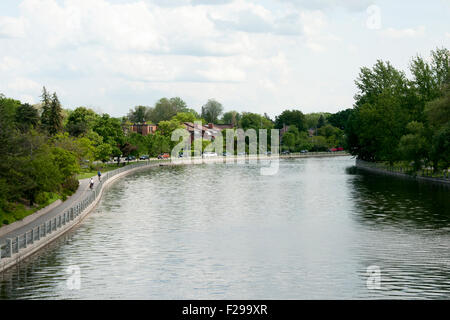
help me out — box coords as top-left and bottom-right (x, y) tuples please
(223, 152), (232, 156)
(337, 147), (344, 151)
(157, 153), (170, 159)
(300, 150), (308, 153)
(281, 150), (290, 155)
(202, 152), (218, 158)
(237, 152), (247, 156)
(264, 151), (272, 155)
(139, 155), (150, 160)
(329, 148), (338, 152)
(125, 155), (136, 161)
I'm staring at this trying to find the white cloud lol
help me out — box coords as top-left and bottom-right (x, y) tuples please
(0, 16), (25, 38)
(0, 0), (445, 117)
(300, 10), (339, 52)
(381, 25), (426, 38)
(280, 0), (373, 12)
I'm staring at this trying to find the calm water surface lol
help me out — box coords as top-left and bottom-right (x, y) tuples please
(1, 156), (450, 299)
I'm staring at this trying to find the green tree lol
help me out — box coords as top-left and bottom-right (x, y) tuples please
(328, 109), (353, 131)
(148, 97), (188, 124)
(15, 103), (39, 132)
(222, 111), (241, 126)
(66, 107), (99, 137)
(201, 99), (223, 123)
(127, 105), (150, 123)
(274, 110), (305, 131)
(240, 112), (273, 130)
(41, 91), (63, 135)
(398, 121), (428, 171)
(93, 114), (124, 146)
(172, 112), (197, 123)
(317, 114), (326, 128)
(95, 143), (113, 162)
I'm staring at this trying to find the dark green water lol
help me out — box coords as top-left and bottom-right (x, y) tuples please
(1, 156), (449, 299)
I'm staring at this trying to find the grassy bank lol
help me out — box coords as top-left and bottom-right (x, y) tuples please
(0, 192), (61, 227)
(76, 162), (132, 180)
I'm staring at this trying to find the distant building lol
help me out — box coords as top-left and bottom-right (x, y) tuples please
(183, 122), (234, 142)
(130, 122), (157, 136)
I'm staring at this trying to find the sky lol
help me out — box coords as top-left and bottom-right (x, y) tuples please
(0, 0), (449, 118)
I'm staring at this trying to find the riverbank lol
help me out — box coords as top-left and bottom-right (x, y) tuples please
(355, 159), (450, 187)
(0, 152), (350, 273)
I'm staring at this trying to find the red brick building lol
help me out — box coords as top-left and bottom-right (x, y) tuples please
(130, 122), (157, 136)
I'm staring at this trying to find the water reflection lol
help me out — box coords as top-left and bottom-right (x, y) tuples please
(347, 167), (450, 231)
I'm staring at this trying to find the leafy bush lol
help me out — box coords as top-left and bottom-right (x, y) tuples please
(62, 176), (79, 196)
(36, 192), (49, 205)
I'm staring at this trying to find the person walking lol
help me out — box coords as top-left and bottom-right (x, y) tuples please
(97, 170), (102, 181)
(89, 177), (94, 190)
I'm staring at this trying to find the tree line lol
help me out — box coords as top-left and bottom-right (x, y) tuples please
(346, 47), (449, 172)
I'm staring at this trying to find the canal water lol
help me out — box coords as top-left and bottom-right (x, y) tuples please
(1, 156), (449, 299)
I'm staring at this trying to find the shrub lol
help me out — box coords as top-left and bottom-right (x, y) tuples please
(35, 192), (51, 205)
(62, 176), (79, 195)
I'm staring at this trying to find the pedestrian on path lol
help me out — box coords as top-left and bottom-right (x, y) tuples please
(90, 177), (94, 190)
(97, 170), (102, 181)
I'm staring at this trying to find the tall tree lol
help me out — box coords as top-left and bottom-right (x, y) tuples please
(274, 109), (306, 131)
(317, 115), (326, 128)
(147, 97), (188, 124)
(222, 111), (241, 126)
(41, 89), (63, 135)
(201, 99), (223, 123)
(15, 103), (39, 132)
(127, 105), (149, 123)
(66, 107), (99, 137)
(40, 87), (51, 131)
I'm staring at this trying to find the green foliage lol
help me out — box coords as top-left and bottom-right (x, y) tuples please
(327, 109), (353, 131)
(93, 113), (124, 147)
(222, 111), (241, 126)
(147, 97), (188, 124)
(398, 121), (428, 171)
(66, 107), (99, 136)
(95, 143), (113, 162)
(128, 105), (150, 123)
(62, 176), (79, 195)
(239, 112), (274, 130)
(317, 115), (326, 128)
(172, 112), (198, 123)
(348, 47), (450, 171)
(158, 119), (184, 137)
(274, 109), (305, 131)
(41, 89), (64, 135)
(201, 99), (224, 123)
(15, 103), (39, 132)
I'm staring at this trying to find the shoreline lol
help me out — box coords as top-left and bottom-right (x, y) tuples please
(355, 159), (450, 187)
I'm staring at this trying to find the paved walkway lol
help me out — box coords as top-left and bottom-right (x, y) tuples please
(0, 176), (96, 242)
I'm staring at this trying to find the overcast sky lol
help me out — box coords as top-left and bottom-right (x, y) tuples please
(0, 0), (449, 118)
